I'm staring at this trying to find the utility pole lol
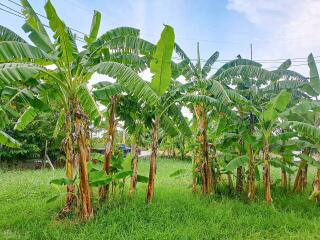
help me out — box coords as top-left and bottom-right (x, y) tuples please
(250, 43), (253, 60)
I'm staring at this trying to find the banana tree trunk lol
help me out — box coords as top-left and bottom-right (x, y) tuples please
(313, 169), (320, 205)
(236, 166), (243, 194)
(59, 110), (76, 218)
(100, 96), (117, 201)
(74, 102), (92, 219)
(293, 160), (308, 193)
(303, 165), (308, 189)
(294, 149), (310, 192)
(146, 117), (160, 204)
(247, 113), (256, 201)
(227, 173), (234, 193)
(281, 169), (287, 189)
(247, 144), (256, 201)
(129, 143), (138, 197)
(192, 153), (201, 193)
(263, 137), (272, 204)
(194, 104), (214, 195)
(236, 139), (244, 194)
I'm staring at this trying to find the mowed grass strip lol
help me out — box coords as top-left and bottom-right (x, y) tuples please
(0, 158), (319, 240)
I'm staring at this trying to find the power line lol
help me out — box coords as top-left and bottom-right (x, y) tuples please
(172, 56), (320, 64)
(6, 0), (87, 36)
(265, 62), (320, 70)
(0, 2), (23, 17)
(0, 5), (22, 18)
(6, 0), (320, 48)
(1, 1), (320, 64)
(0, 3), (86, 43)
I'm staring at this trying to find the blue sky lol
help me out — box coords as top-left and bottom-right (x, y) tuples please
(1, 0), (320, 74)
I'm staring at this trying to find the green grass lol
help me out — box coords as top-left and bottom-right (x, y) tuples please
(0, 158), (319, 240)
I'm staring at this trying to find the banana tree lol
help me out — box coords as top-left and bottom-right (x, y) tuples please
(257, 90), (292, 203)
(215, 56), (312, 201)
(279, 54), (320, 204)
(0, 24), (50, 148)
(92, 60), (148, 201)
(117, 97), (149, 196)
(172, 43), (233, 195)
(281, 100), (320, 192)
(93, 81), (149, 198)
(3, 0), (158, 218)
(1, 0), (116, 219)
(91, 25), (192, 203)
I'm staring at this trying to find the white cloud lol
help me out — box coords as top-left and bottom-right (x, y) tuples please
(227, 0), (289, 24)
(227, 0), (320, 74)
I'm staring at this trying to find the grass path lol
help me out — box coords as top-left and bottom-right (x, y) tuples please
(0, 158), (319, 239)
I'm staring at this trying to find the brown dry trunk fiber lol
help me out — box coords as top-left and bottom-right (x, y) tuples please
(247, 144), (256, 201)
(281, 169), (287, 189)
(263, 138), (272, 204)
(313, 169), (320, 204)
(59, 111), (76, 218)
(236, 166), (243, 194)
(64, 134), (75, 208)
(236, 139), (244, 194)
(293, 149), (310, 193)
(293, 160), (308, 193)
(194, 105), (214, 195)
(146, 117), (160, 204)
(74, 102), (92, 219)
(129, 143), (138, 197)
(100, 96), (117, 201)
(293, 168), (302, 191)
(302, 165), (308, 188)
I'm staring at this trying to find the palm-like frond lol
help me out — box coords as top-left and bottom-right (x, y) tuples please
(45, 0), (77, 65)
(84, 10), (101, 45)
(215, 65), (277, 85)
(277, 59), (291, 70)
(94, 27), (140, 46)
(0, 131), (21, 148)
(272, 69), (308, 82)
(209, 79), (231, 104)
(90, 62), (159, 105)
(77, 85), (101, 124)
(280, 121), (320, 143)
(166, 104), (192, 137)
(160, 115), (179, 137)
(178, 94), (236, 118)
(150, 25), (175, 96)
(201, 51), (219, 78)
(93, 83), (123, 100)
(172, 59), (193, 80)
(225, 155), (248, 172)
(213, 58), (262, 78)
(263, 80), (308, 92)
(263, 90), (291, 122)
(308, 53), (320, 95)
(109, 53), (148, 72)
(0, 63), (44, 85)
(14, 106), (38, 131)
(92, 27), (155, 56)
(21, 0), (53, 53)
(2, 86), (49, 111)
(174, 43), (196, 72)
(53, 109), (65, 138)
(0, 42), (54, 63)
(0, 25), (26, 43)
